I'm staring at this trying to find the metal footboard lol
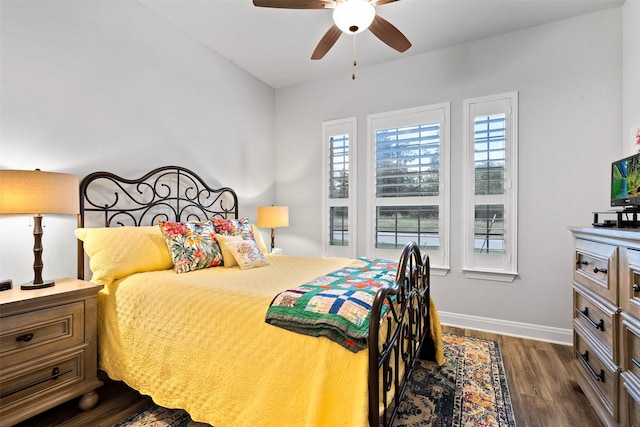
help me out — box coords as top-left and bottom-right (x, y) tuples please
(368, 241), (432, 426)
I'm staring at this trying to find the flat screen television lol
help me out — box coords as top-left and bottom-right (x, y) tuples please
(611, 152), (640, 208)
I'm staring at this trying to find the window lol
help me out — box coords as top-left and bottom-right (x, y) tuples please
(322, 118), (356, 258)
(463, 92), (518, 281)
(367, 104), (450, 274)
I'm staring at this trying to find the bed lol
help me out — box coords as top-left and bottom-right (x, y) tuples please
(75, 165), (443, 427)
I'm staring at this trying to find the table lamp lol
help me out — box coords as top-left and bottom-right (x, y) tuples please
(0, 169), (79, 290)
(257, 205), (289, 252)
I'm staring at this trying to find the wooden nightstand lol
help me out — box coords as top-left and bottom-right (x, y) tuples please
(0, 278), (103, 426)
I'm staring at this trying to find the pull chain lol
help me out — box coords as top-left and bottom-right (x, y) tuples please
(352, 34), (357, 80)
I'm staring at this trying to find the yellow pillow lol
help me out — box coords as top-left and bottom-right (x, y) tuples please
(75, 226), (173, 285)
(216, 234), (244, 268)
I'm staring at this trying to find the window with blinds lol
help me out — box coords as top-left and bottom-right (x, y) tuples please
(329, 134), (349, 199)
(463, 93), (518, 281)
(474, 114), (506, 254)
(322, 118), (356, 258)
(368, 104), (450, 272)
(375, 123), (440, 198)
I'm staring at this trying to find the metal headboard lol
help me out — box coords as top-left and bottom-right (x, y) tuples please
(77, 165), (238, 278)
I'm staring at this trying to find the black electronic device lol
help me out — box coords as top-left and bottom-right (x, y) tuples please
(594, 153), (640, 228)
(593, 210), (640, 228)
(0, 279), (13, 291)
(593, 219), (616, 228)
(611, 152), (640, 208)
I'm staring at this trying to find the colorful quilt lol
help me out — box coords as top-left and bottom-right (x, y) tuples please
(265, 258), (399, 352)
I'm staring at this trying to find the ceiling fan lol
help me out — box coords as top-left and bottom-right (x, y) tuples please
(252, 0), (411, 60)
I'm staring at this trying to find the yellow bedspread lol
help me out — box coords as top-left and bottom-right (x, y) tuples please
(97, 255), (442, 427)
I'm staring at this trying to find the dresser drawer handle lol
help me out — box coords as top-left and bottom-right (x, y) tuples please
(634, 283), (640, 294)
(576, 307), (604, 331)
(16, 333), (34, 342)
(577, 350), (605, 382)
(576, 260), (589, 266)
(633, 357), (640, 370)
(0, 367), (73, 399)
(593, 267), (608, 274)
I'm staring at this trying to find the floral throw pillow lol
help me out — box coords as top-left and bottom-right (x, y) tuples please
(223, 239), (270, 270)
(159, 221), (223, 273)
(212, 217), (255, 240)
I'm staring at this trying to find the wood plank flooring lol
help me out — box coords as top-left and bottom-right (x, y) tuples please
(13, 326), (602, 427)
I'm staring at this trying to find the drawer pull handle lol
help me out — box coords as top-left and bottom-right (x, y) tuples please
(576, 260), (588, 266)
(577, 350), (605, 383)
(0, 367), (72, 399)
(16, 333), (34, 342)
(576, 307), (604, 331)
(634, 283), (640, 294)
(632, 357), (640, 370)
(593, 267), (608, 274)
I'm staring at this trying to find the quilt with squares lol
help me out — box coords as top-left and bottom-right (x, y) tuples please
(265, 258), (398, 352)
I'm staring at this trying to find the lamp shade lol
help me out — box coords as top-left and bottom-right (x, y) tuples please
(257, 206), (289, 228)
(0, 169), (79, 215)
(332, 0), (375, 34)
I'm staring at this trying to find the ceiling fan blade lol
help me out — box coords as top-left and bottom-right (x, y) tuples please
(311, 25), (342, 60)
(368, 15), (411, 53)
(376, 0), (400, 5)
(253, 0), (333, 9)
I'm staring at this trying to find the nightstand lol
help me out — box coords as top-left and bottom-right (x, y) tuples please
(0, 278), (103, 426)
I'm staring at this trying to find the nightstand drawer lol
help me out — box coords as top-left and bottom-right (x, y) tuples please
(0, 301), (84, 369)
(575, 238), (618, 305)
(0, 351), (81, 405)
(574, 285), (618, 360)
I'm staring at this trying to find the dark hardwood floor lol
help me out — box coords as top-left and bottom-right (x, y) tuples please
(13, 326), (602, 427)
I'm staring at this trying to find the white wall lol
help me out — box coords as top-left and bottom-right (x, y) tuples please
(0, 1), (627, 342)
(623, 0), (640, 156)
(0, 1), (276, 283)
(274, 8), (623, 341)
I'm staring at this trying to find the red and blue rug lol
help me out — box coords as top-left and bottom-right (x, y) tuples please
(114, 333), (516, 426)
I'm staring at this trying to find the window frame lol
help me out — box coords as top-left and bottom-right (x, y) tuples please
(462, 92), (518, 282)
(366, 103), (450, 276)
(321, 117), (357, 259)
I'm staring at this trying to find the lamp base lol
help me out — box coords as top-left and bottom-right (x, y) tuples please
(21, 280), (55, 290)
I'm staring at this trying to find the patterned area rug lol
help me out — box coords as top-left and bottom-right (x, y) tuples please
(394, 333), (516, 426)
(113, 333), (516, 427)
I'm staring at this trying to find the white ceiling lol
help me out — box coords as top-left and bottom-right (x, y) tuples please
(139, 0), (624, 89)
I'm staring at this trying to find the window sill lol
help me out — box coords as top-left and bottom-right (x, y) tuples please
(462, 268), (518, 282)
(431, 266), (450, 277)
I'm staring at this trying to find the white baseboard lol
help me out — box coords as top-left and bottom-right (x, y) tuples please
(438, 311), (573, 346)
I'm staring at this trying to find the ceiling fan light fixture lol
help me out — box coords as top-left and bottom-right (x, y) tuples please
(332, 0), (375, 34)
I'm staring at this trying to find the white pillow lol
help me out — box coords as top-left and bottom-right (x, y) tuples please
(223, 239), (270, 270)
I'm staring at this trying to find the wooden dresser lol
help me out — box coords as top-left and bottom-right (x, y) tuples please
(571, 227), (640, 426)
(0, 278), (103, 426)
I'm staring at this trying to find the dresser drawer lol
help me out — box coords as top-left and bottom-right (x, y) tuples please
(0, 301), (84, 369)
(575, 238), (618, 305)
(574, 285), (618, 362)
(622, 372), (640, 427)
(574, 330), (620, 422)
(621, 247), (640, 321)
(622, 314), (640, 379)
(0, 350), (82, 405)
